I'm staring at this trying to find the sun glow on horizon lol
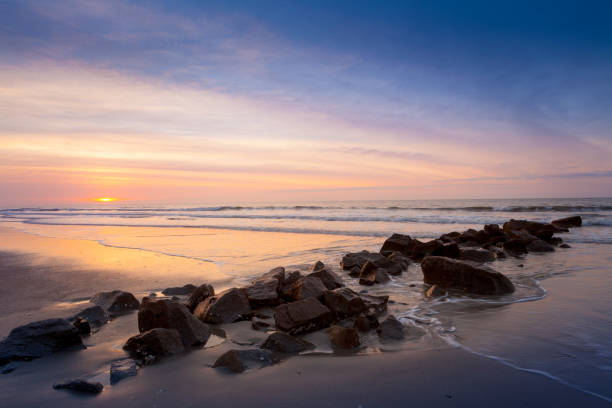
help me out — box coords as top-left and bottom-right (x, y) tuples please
(94, 197), (117, 203)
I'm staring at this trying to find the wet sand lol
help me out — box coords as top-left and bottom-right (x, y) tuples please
(0, 227), (610, 407)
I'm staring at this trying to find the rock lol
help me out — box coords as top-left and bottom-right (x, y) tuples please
(53, 379), (103, 394)
(90, 290), (139, 316)
(71, 306), (109, 328)
(244, 278), (280, 308)
(359, 261), (377, 285)
(353, 312), (379, 331)
(260, 332), (315, 353)
(110, 358), (138, 384)
(503, 219), (566, 240)
(375, 268), (391, 283)
(552, 215), (582, 228)
(307, 268), (344, 290)
(0, 319), (85, 366)
(194, 288), (251, 325)
(360, 293), (389, 313)
(341, 251), (385, 270)
(503, 239), (528, 256)
(138, 299), (211, 348)
(328, 326), (360, 349)
(377, 315), (405, 341)
(371, 256), (404, 276)
(425, 285), (446, 297)
(527, 239), (555, 252)
(161, 284), (197, 296)
(283, 270), (302, 288)
(560, 243), (571, 248)
(459, 248), (496, 263)
(251, 317), (271, 331)
(506, 228), (538, 243)
(385, 251), (411, 272)
(547, 237), (563, 246)
(436, 243), (460, 259)
(274, 297), (334, 335)
(380, 233), (418, 256)
(123, 328), (184, 362)
(411, 239), (443, 260)
(186, 284), (215, 312)
(311, 261), (326, 272)
(282, 275), (327, 302)
(72, 318), (91, 335)
(484, 224), (504, 236)
(323, 288), (368, 318)
(349, 266), (361, 277)
(421, 256), (515, 295)
(213, 349), (278, 373)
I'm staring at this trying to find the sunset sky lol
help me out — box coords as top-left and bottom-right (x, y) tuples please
(1, 0), (611, 205)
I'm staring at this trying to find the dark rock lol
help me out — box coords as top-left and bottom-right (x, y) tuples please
(70, 306), (109, 328)
(0, 319), (85, 366)
(377, 315), (405, 341)
(323, 288), (368, 318)
(110, 358), (138, 384)
(527, 239), (555, 252)
(260, 332), (315, 353)
(161, 284), (197, 296)
(546, 237), (563, 246)
(353, 312), (379, 332)
(283, 270), (302, 287)
(251, 317), (271, 331)
(552, 215), (582, 228)
(90, 290), (139, 316)
(503, 239), (528, 255)
(328, 325), (360, 349)
(213, 349), (278, 373)
(244, 278), (280, 308)
(360, 293), (389, 313)
(259, 266), (286, 284)
(503, 219), (566, 240)
(341, 251), (385, 270)
(123, 328), (184, 362)
(505, 228), (538, 243)
(488, 235), (507, 246)
(311, 261), (326, 272)
(421, 256), (515, 295)
(53, 379), (103, 394)
(484, 224), (504, 236)
(385, 251), (411, 272)
(380, 233), (418, 256)
(412, 239), (443, 260)
(349, 266), (361, 277)
(138, 299), (211, 348)
(425, 285), (446, 297)
(282, 275), (327, 302)
(358, 261), (377, 286)
(436, 243), (460, 259)
(72, 318), (91, 336)
(459, 248), (496, 263)
(307, 268), (344, 290)
(194, 288), (251, 325)
(560, 243), (571, 248)
(372, 256), (404, 276)
(274, 297), (334, 335)
(186, 284), (215, 312)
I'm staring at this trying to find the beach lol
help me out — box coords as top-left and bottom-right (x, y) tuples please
(0, 199), (611, 406)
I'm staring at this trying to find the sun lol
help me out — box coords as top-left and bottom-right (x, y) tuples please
(94, 197), (117, 203)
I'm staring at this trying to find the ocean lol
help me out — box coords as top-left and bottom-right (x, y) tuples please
(1, 197), (611, 402)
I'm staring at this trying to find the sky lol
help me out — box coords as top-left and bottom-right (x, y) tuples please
(0, 0), (611, 205)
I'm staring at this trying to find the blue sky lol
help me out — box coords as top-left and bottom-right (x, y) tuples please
(0, 0), (611, 204)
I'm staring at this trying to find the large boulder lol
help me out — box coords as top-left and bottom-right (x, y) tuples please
(212, 349), (279, 373)
(90, 290), (139, 315)
(359, 261), (390, 285)
(0, 319), (85, 366)
(70, 306), (109, 328)
(552, 216), (582, 228)
(138, 299), (211, 348)
(260, 332), (315, 354)
(123, 328), (184, 363)
(162, 284), (197, 296)
(244, 278), (280, 308)
(503, 219), (565, 240)
(322, 288), (368, 318)
(186, 284), (215, 312)
(376, 315), (405, 341)
(360, 293), (389, 313)
(340, 251), (385, 270)
(194, 288), (251, 325)
(421, 256), (515, 295)
(384, 252), (412, 274)
(380, 233), (418, 256)
(328, 326), (360, 349)
(282, 275), (327, 302)
(459, 248), (496, 263)
(307, 266), (344, 290)
(274, 297), (334, 335)
(411, 239), (444, 260)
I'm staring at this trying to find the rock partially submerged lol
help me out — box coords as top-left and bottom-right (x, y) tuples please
(328, 325), (360, 349)
(323, 287), (368, 318)
(70, 306), (109, 328)
(459, 248), (496, 263)
(377, 315), (405, 341)
(186, 284), (215, 312)
(274, 297), (334, 335)
(90, 290), (139, 316)
(110, 358), (138, 384)
(213, 349), (279, 373)
(0, 318), (85, 366)
(123, 328), (184, 363)
(194, 288), (251, 325)
(282, 275), (327, 302)
(260, 332), (314, 354)
(552, 215), (582, 228)
(307, 263), (344, 290)
(162, 284), (197, 296)
(53, 379), (103, 394)
(138, 299), (211, 348)
(421, 256), (515, 295)
(341, 251), (385, 270)
(353, 312), (379, 332)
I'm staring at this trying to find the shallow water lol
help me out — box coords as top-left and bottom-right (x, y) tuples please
(0, 198), (611, 402)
